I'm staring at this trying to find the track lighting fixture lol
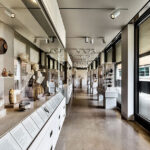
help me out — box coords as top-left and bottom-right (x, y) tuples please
(5, 10), (15, 18)
(110, 9), (120, 19)
(49, 37), (55, 43)
(102, 37), (106, 44)
(45, 38), (49, 44)
(31, 0), (37, 4)
(85, 37), (89, 43)
(76, 49), (80, 53)
(91, 38), (94, 44)
(33, 38), (37, 43)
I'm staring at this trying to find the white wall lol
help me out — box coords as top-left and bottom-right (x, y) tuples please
(75, 69), (88, 89)
(0, 22), (14, 102)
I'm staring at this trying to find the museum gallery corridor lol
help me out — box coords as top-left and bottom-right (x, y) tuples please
(56, 89), (150, 150)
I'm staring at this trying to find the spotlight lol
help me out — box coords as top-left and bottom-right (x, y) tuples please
(5, 10), (15, 18)
(85, 37), (89, 43)
(91, 38), (94, 44)
(33, 38), (37, 43)
(110, 9), (120, 19)
(31, 0), (37, 4)
(102, 37), (106, 44)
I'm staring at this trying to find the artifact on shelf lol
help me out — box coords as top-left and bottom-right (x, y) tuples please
(0, 38), (7, 54)
(1, 68), (8, 77)
(9, 89), (21, 104)
(9, 89), (15, 104)
(18, 53), (29, 62)
(19, 101), (32, 111)
(32, 63), (39, 72)
(8, 71), (13, 77)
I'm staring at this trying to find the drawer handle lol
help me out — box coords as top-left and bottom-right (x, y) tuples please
(50, 146), (53, 150)
(58, 115), (61, 119)
(50, 131), (53, 138)
(59, 126), (61, 130)
(44, 107), (49, 113)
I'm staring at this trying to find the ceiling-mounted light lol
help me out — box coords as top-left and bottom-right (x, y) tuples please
(58, 49), (62, 53)
(76, 49), (80, 53)
(91, 38), (94, 44)
(85, 37), (89, 43)
(102, 37), (106, 44)
(31, 0), (37, 4)
(49, 37), (55, 43)
(5, 10), (15, 18)
(110, 9), (120, 19)
(33, 38), (37, 43)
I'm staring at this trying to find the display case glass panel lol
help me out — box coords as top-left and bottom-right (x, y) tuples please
(138, 17), (150, 120)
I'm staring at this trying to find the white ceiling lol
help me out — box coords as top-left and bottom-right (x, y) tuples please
(0, 0), (65, 61)
(0, 0), (47, 47)
(58, 0), (149, 68)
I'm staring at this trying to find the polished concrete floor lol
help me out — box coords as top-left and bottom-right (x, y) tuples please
(55, 89), (150, 150)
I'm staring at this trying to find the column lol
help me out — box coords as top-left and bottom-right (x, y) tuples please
(121, 24), (134, 120)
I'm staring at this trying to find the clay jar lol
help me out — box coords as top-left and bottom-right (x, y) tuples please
(9, 89), (14, 104)
(2, 68), (8, 77)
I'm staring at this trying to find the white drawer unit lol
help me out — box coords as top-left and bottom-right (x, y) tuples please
(0, 92), (66, 150)
(0, 133), (21, 150)
(30, 112), (45, 129)
(22, 116), (40, 139)
(10, 124), (32, 150)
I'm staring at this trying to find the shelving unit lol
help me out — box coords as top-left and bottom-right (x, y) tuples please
(98, 63), (118, 109)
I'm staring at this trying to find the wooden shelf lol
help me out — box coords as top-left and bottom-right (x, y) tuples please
(0, 77), (14, 79)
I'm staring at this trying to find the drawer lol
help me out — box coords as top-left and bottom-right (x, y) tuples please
(29, 116), (54, 150)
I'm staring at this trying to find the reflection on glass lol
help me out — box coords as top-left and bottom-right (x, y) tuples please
(107, 48), (112, 62)
(116, 64), (122, 104)
(138, 17), (150, 120)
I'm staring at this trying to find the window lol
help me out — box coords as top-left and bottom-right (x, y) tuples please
(136, 16), (150, 121)
(106, 48), (112, 62)
(116, 41), (121, 63)
(30, 48), (39, 64)
(115, 40), (122, 105)
(139, 67), (150, 77)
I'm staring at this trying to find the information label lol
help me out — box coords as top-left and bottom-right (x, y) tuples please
(10, 124), (32, 150)
(22, 116), (39, 138)
(0, 133), (21, 150)
(30, 112), (44, 129)
(36, 108), (48, 122)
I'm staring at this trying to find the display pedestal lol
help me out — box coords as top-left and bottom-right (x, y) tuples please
(105, 88), (118, 109)
(105, 98), (117, 109)
(0, 109), (6, 118)
(0, 99), (6, 118)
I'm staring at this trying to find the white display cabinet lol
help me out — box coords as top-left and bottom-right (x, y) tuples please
(92, 69), (98, 95)
(98, 63), (118, 109)
(0, 92), (66, 150)
(87, 71), (91, 94)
